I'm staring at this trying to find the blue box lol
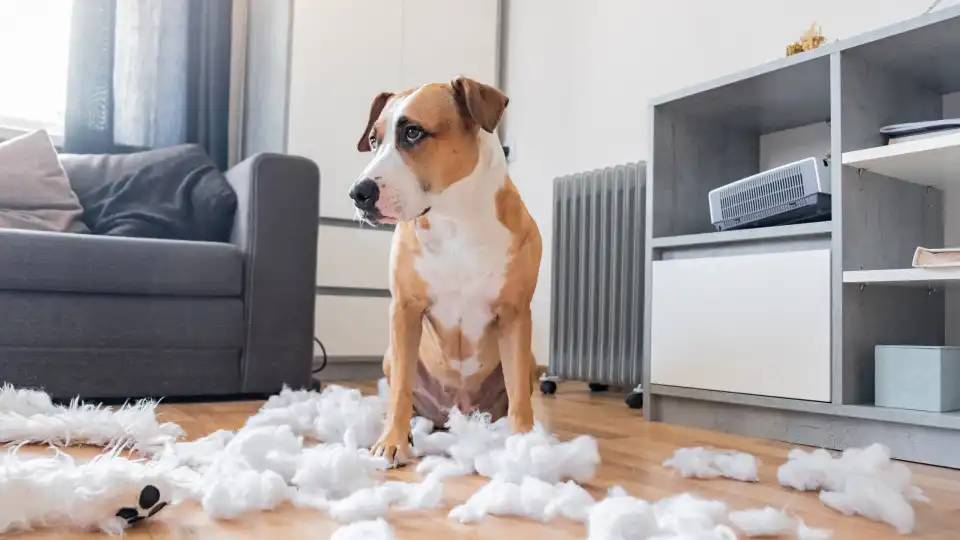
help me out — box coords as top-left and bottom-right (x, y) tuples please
(875, 345), (960, 413)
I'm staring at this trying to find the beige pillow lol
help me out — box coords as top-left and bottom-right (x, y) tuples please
(0, 130), (88, 233)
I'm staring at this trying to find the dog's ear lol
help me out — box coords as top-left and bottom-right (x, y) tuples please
(451, 76), (509, 133)
(357, 92), (394, 152)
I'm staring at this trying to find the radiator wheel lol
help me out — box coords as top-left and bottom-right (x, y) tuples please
(540, 380), (558, 395)
(588, 383), (609, 392)
(625, 392), (643, 409)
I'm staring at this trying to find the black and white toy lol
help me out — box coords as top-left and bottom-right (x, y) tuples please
(0, 449), (173, 535)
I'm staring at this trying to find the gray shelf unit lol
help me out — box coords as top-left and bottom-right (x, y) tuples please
(642, 6), (960, 469)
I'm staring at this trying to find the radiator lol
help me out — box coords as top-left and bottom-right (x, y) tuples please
(549, 162), (646, 388)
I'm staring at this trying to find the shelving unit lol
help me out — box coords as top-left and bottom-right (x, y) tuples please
(642, 6), (960, 469)
(650, 221), (831, 249)
(844, 267), (960, 287)
(842, 132), (960, 189)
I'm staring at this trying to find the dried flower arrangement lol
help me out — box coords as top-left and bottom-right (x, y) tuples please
(786, 23), (826, 56)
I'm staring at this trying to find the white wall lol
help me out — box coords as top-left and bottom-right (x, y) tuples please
(502, 0), (955, 366)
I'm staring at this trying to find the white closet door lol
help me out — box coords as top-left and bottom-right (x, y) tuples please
(315, 296), (391, 357)
(287, 0), (403, 220)
(316, 226), (393, 290)
(287, 0), (501, 220)
(400, 0), (500, 87)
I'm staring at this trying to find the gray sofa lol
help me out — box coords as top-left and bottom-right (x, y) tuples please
(0, 150), (319, 400)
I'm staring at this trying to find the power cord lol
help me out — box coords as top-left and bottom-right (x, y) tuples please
(312, 336), (328, 374)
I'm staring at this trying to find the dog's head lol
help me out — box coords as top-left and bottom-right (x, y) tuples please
(349, 76), (509, 225)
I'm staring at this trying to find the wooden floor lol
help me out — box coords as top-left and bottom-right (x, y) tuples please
(16, 381), (960, 539)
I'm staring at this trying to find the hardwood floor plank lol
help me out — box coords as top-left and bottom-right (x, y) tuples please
(10, 381), (960, 539)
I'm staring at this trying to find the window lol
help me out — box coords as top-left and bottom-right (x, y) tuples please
(0, 0), (74, 139)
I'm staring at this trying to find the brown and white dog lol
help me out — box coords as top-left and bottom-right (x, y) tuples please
(349, 76), (541, 466)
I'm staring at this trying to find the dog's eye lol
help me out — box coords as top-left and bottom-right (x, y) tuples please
(404, 125), (425, 144)
(369, 134), (378, 150)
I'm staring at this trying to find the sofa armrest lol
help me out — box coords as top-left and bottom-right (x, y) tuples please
(227, 153), (319, 394)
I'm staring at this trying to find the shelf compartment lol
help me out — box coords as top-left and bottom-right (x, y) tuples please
(841, 132), (960, 189)
(844, 267), (960, 287)
(651, 221), (831, 249)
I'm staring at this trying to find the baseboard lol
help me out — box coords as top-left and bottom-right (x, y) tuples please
(313, 359), (546, 382)
(313, 355), (382, 381)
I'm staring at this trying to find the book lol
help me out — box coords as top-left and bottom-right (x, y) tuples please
(913, 247), (960, 268)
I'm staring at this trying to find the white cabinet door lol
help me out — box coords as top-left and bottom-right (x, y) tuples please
(650, 249), (831, 402)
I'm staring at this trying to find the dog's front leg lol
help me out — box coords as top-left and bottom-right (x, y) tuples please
(498, 305), (536, 434)
(372, 298), (423, 466)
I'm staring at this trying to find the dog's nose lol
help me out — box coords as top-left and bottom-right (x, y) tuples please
(350, 178), (379, 209)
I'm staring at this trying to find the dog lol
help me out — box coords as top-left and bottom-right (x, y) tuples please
(349, 76), (541, 466)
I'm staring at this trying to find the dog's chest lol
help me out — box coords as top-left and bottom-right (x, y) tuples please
(414, 218), (512, 343)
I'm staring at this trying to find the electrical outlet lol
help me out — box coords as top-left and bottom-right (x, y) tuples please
(502, 140), (516, 163)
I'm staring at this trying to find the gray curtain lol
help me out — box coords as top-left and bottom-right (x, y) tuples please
(64, 0), (233, 170)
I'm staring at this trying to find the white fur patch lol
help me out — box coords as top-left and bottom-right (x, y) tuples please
(414, 129), (512, 373)
(451, 357), (482, 378)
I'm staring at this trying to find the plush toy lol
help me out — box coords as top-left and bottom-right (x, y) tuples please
(0, 448), (172, 535)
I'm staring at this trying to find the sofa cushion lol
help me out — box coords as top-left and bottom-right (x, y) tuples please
(0, 292), (243, 349)
(58, 144), (237, 242)
(0, 130), (89, 233)
(0, 348), (242, 400)
(0, 228), (242, 296)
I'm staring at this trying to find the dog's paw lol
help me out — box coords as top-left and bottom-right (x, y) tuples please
(371, 430), (413, 468)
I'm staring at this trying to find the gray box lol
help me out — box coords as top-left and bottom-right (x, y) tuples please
(875, 345), (960, 412)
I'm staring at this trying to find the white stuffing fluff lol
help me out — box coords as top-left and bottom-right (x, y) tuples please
(246, 385), (386, 448)
(663, 447), (759, 482)
(588, 487), (739, 540)
(302, 476), (445, 523)
(414, 407), (511, 479)
(796, 520), (833, 540)
(653, 492), (729, 535)
(159, 384), (445, 523)
(291, 443), (389, 498)
(330, 518), (395, 540)
(473, 425), (601, 484)
(587, 486), (660, 540)
(728, 506), (793, 537)
(449, 476), (595, 524)
(777, 443), (927, 533)
(410, 417), (456, 457)
(0, 384), (183, 453)
(0, 447), (173, 535)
